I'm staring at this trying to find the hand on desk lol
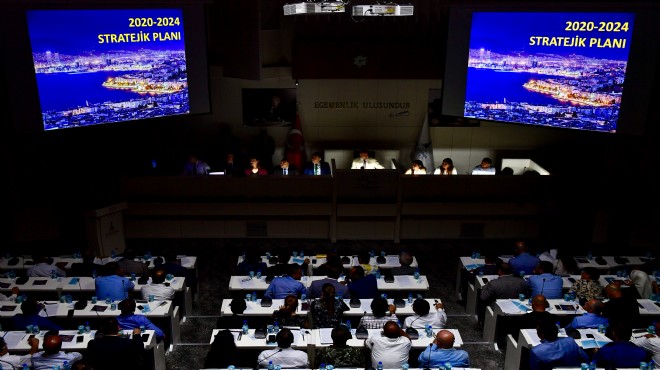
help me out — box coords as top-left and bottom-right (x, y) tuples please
(27, 337), (39, 354)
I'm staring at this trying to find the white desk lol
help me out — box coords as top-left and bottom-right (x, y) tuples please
(211, 328), (310, 349)
(229, 275), (429, 293)
(2, 329), (165, 370)
(237, 255), (419, 274)
(503, 328), (610, 370)
(311, 327), (462, 348)
(573, 255), (651, 272)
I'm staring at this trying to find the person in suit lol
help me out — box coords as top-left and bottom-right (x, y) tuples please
(351, 149), (385, 169)
(308, 262), (348, 299)
(303, 152), (331, 175)
(117, 247), (149, 278)
(274, 158), (298, 176)
(85, 318), (145, 370)
(182, 154), (210, 176)
(218, 152), (243, 177)
(68, 249), (101, 278)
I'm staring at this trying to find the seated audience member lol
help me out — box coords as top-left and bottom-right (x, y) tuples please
(569, 267), (603, 303)
(308, 262), (348, 299)
(315, 325), (365, 368)
(471, 157), (496, 175)
(11, 298), (63, 332)
(433, 158), (457, 175)
(245, 157), (268, 176)
(630, 263), (654, 299)
(303, 152), (331, 176)
(140, 268), (175, 301)
(205, 329), (248, 369)
(602, 282), (641, 333)
(68, 250), (101, 277)
(565, 298), (609, 329)
(351, 149), (385, 170)
(70, 359), (94, 370)
(518, 295), (553, 332)
(217, 297), (247, 329)
(527, 261), (563, 299)
(417, 330), (470, 368)
(478, 262), (527, 324)
(365, 321), (411, 368)
(274, 158), (298, 175)
(160, 249), (197, 293)
(272, 295), (308, 328)
(257, 328), (309, 368)
(116, 299), (165, 342)
(27, 254), (66, 277)
(31, 331), (83, 370)
(404, 160), (426, 175)
(403, 299), (446, 329)
(85, 318), (145, 370)
(508, 241), (540, 277)
(264, 263), (307, 299)
(182, 154), (210, 176)
(0, 336), (38, 368)
(310, 283), (349, 328)
(529, 318), (588, 370)
(553, 251), (579, 276)
(593, 322), (649, 368)
(117, 247), (149, 278)
(358, 297), (398, 329)
(632, 320), (660, 365)
(314, 250), (342, 277)
(0, 286), (19, 302)
(499, 167), (514, 175)
(346, 266), (378, 299)
(357, 251), (373, 275)
(391, 251), (417, 276)
(475, 254), (499, 276)
(95, 262), (134, 302)
(236, 249), (268, 276)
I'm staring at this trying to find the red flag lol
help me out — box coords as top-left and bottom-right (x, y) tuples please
(284, 111), (306, 170)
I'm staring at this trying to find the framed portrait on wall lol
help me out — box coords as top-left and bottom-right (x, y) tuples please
(242, 88), (297, 127)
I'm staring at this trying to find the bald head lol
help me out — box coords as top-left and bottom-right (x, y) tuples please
(383, 321), (402, 338)
(43, 334), (62, 354)
(531, 295), (548, 312)
(605, 283), (622, 298)
(584, 299), (604, 314)
(435, 330), (455, 349)
(514, 241), (528, 254)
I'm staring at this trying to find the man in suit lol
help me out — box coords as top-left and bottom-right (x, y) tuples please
(274, 158), (298, 175)
(308, 262), (348, 299)
(351, 149), (385, 169)
(303, 152), (331, 175)
(85, 317), (145, 370)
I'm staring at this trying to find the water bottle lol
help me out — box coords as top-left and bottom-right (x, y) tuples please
(377, 362), (383, 370)
(252, 292), (258, 302)
(345, 320), (351, 330)
(111, 250), (116, 259)
(319, 363), (326, 370)
(650, 360), (656, 370)
(587, 250), (593, 260)
(85, 322), (91, 333)
(146, 250), (152, 260)
(242, 320), (249, 335)
(381, 251), (386, 257)
(369, 250), (375, 258)
(273, 320), (280, 333)
(22, 365), (29, 370)
(580, 364), (589, 370)
(51, 269), (57, 279)
(110, 300), (117, 311)
(589, 360), (596, 370)
(408, 292), (413, 304)
(326, 365), (334, 370)
(402, 363), (409, 370)
(640, 362), (649, 370)
(92, 269), (97, 279)
(426, 325), (433, 338)
(299, 250), (304, 258)
(268, 361), (274, 370)
(301, 293), (307, 303)
(63, 361), (70, 370)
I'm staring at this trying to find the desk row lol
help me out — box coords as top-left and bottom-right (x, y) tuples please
(238, 254), (419, 271)
(229, 275), (429, 292)
(0, 276), (186, 293)
(0, 255), (197, 271)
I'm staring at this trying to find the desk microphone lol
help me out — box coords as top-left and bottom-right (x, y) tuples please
(423, 342), (433, 370)
(256, 348), (282, 370)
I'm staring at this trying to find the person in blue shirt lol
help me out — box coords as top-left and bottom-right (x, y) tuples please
(417, 329), (469, 368)
(509, 241), (540, 277)
(526, 261), (563, 299)
(530, 317), (589, 370)
(347, 265), (379, 299)
(565, 299), (609, 329)
(95, 262), (134, 302)
(264, 263), (307, 299)
(10, 298), (63, 332)
(116, 299), (166, 342)
(593, 322), (650, 368)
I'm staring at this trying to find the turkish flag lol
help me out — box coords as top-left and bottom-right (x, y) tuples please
(284, 111), (306, 170)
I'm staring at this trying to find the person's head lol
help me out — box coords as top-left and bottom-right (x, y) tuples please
(583, 299), (604, 314)
(275, 328), (295, 348)
(411, 160), (424, 170)
(102, 261), (121, 276)
(536, 317), (559, 341)
(398, 251), (414, 267)
(321, 283), (336, 299)
(230, 298), (247, 315)
(500, 167), (514, 175)
(434, 330), (455, 349)
(605, 283), (622, 299)
(531, 295), (549, 312)
(122, 247), (136, 259)
(287, 264), (303, 280)
(211, 329), (237, 350)
(349, 266), (365, 281)
(226, 153), (234, 163)
(249, 158), (260, 169)
(370, 297), (389, 317)
(479, 157), (493, 169)
(326, 262), (343, 279)
(357, 251), (371, 265)
(412, 298), (431, 316)
(280, 159), (290, 169)
(118, 298), (136, 315)
(514, 240), (528, 255)
(536, 261), (554, 274)
(611, 322), (632, 342)
(43, 332), (63, 355)
(484, 254), (497, 265)
(152, 268), (167, 284)
(187, 154), (200, 164)
(164, 249), (178, 263)
(497, 262), (513, 276)
(383, 321), (402, 339)
(581, 267), (600, 281)
(21, 297), (41, 315)
(359, 150), (369, 160)
(101, 317), (121, 336)
(311, 152), (323, 165)
(270, 96), (281, 108)
(331, 325), (352, 346)
(283, 295), (298, 313)
(441, 158), (454, 171)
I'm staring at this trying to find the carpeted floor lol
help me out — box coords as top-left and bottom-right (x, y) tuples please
(132, 238), (510, 370)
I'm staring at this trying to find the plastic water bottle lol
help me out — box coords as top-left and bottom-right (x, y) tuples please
(587, 250), (593, 260)
(443, 362), (452, 370)
(111, 250), (116, 259)
(273, 320), (280, 333)
(402, 363), (409, 370)
(299, 250), (304, 258)
(63, 361), (71, 370)
(345, 320), (351, 330)
(51, 269), (57, 279)
(319, 363), (326, 370)
(580, 363), (589, 370)
(650, 360), (656, 370)
(242, 320), (249, 335)
(426, 325), (433, 338)
(377, 362), (383, 370)
(589, 360), (596, 370)
(92, 269), (97, 279)
(301, 294), (307, 303)
(408, 292), (413, 304)
(21, 364), (29, 370)
(85, 322), (91, 333)
(268, 361), (274, 370)
(326, 365), (334, 370)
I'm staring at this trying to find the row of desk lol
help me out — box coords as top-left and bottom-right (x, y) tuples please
(0, 255), (198, 271)
(238, 254), (419, 273)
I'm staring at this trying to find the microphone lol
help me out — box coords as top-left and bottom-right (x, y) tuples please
(423, 342), (433, 370)
(256, 348), (282, 369)
(540, 278), (546, 297)
(363, 159), (367, 169)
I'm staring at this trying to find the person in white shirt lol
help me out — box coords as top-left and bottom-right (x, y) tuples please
(365, 321), (412, 368)
(0, 287), (19, 302)
(632, 321), (660, 364)
(30, 332), (83, 370)
(351, 150), (385, 170)
(404, 160), (427, 175)
(0, 336), (37, 370)
(433, 158), (458, 175)
(257, 328), (308, 368)
(471, 157), (496, 175)
(403, 299), (447, 329)
(141, 269), (175, 301)
(26, 255), (66, 278)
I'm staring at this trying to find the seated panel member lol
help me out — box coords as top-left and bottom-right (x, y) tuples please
(303, 152), (331, 175)
(433, 158), (458, 175)
(31, 332), (83, 370)
(351, 149), (385, 169)
(404, 160), (426, 175)
(417, 330), (469, 368)
(274, 158), (298, 176)
(471, 157), (496, 175)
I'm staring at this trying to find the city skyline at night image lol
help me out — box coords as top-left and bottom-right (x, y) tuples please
(464, 12), (635, 133)
(27, 9), (189, 130)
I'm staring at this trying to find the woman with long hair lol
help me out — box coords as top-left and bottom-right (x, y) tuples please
(272, 295), (309, 328)
(404, 160), (427, 175)
(245, 157), (268, 176)
(311, 283), (349, 328)
(434, 158), (458, 175)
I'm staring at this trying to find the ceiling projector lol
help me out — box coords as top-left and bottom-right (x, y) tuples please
(283, 2), (346, 15)
(352, 4), (414, 16)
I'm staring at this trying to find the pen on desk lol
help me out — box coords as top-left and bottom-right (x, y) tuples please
(237, 332), (242, 340)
